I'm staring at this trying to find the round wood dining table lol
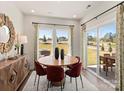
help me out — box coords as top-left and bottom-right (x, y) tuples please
(38, 55), (79, 67)
(38, 55), (79, 86)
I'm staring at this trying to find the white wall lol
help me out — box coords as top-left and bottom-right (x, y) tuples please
(0, 2), (24, 34)
(23, 15), (80, 68)
(80, 1), (120, 24)
(0, 2), (24, 60)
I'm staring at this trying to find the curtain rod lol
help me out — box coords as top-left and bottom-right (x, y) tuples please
(81, 1), (124, 26)
(32, 22), (74, 27)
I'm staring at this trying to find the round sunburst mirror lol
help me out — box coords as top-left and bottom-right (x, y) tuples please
(0, 14), (15, 53)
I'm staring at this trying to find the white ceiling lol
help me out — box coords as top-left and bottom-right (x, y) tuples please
(13, 1), (120, 20)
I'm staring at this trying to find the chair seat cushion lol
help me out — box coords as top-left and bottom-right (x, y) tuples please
(65, 63), (82, 78)
(65, 70), (75, 77)
(47, 75), (64, 82)
(38, 68), (47, 76)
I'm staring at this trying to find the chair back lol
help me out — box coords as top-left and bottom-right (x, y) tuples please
(75, 56), (80, 63)
(34, 60), (46, 76)
(71, 63), (82, 77)
(100, 56), (104, 61)
(105, 57), (115, 67)
(104, 54), (110, 57)
(47, 66), (64, 82)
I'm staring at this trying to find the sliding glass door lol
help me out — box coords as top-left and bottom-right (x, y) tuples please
(85, 21), (116, 84)
(98, 22), (116, 84)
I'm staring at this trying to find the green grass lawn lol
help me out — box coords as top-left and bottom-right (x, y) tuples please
(39, 42), (115, 65)
(87, 48), (97, 65)
(87, 48), (115, 65)
(39, 43), (69, 54)
(87, 42), (116, 65)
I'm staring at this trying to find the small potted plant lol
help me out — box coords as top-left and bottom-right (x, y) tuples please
(15, 43), (20, 55)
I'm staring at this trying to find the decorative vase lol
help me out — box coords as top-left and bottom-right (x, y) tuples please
(21, 44), (24, 55)
(61, 49), (64, 60)
(55, 47), (59, 59)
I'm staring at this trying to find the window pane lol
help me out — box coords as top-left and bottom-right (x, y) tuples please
(87, 29), (97, 73)
(38, 26), (53, 57)
(56, 27), (69, 55)
(99, 21), (116, 84)
(99, 22), (116, 56)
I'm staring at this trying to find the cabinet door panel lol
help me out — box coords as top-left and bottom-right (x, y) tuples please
(0, 65), (11, 90)
(0, 56), (30, 91)
(7, 63), (18, 90)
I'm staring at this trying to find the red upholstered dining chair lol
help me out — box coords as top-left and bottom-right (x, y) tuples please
(46, 66), (64, 91)
(65, 63), (83, 91)
(67, 56), (80, 69)
(67, 56), (80, 83)
(34, 60), (47, 90)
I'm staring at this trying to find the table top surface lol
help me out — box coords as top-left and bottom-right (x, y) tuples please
(38, 55), (78, 66)
(0, 56), (25, 69)
(99, 55), (115, 64)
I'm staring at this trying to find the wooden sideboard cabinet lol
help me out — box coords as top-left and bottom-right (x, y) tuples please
(0, 56), (30, 91)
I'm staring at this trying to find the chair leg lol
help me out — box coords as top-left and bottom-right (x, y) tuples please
(50, 81), (52, 88)
(34, 74), (37, 86)
(80, 75), (83, 88)
(103, 65), (105, 71)
(111, 66), (113, 72)
(105, 66), (108, 76)
(99, 65), (101, 72)
(63, 75), (66, 89)
(37, 76), (40, 91)
(75, 78), (78, 91)
(47, 80), (49, 91)
(70, 77), (72, 83)
(61, 81), (63, 91)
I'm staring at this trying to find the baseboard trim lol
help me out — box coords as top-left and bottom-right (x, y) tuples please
(17, 71), (32, 91)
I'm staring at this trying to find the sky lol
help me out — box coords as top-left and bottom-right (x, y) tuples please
(39, 28), (68, 39)
(39, 28), (52, 39)
(87, 21), (116, 38)
(39, 21), (116, 39)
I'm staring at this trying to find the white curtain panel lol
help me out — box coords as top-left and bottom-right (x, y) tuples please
(70, 25), (74, 56)
(116, 4), (124, 91)
(33, 24), (38, 60)
(81, 24), (86, 69)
